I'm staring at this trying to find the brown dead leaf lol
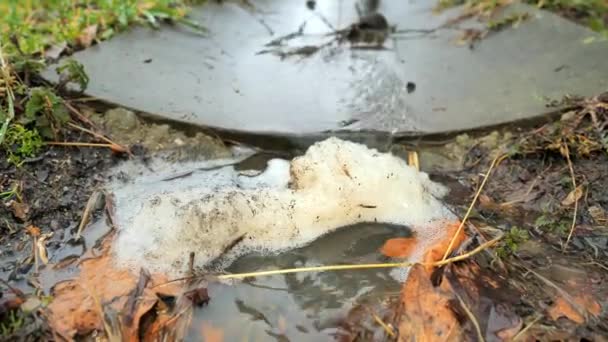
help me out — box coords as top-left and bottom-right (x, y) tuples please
(380, 237), (418, 258)
(547, 294), (601, 324)
(0, 293), (24, 316)
(201, 321), (224, 342)
(588, 205), (607, 224)
(398, 264), (462, 341)
(46, 237), (179, 340)
(561, 185), (583, 206)
(423, 221), (465, 271)
(8, 200), (29, 221)
(548, 297), (584, 323)
(77, 25), (98, 48)
(25, 225), (41, 237)
(37, 233), (52, 264)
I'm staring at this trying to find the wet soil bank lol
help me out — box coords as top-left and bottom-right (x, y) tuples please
(1, 93), (608, 340)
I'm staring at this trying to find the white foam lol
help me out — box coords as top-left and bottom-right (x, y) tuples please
(111, 138), (454, 278)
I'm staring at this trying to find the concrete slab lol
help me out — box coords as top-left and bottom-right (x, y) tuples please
(44, 0), (608, 135)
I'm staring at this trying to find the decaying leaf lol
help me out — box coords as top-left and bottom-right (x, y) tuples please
(423, 221), (466, 271)
(398, 220), (522, 341)
(398, 264), (462, 341)
(380, 237), (417, 258)
(588, 205), (607, 224)
(25, 225), (41, 237)
(561, 185), (583, 206)
(48, 238), (182, 341)
(184, 287), (210, 307)
(548, 294), (601, 324)
(8, 200), (29, 221)
(37, 233), (52, 264)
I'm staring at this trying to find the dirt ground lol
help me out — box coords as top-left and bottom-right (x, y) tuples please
(1, 94), (607, 340)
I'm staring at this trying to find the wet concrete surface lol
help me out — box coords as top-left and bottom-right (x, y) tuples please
(44, 0), (608, 136)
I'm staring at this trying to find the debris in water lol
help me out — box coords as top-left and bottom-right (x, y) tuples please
(112, 137), (454, 277)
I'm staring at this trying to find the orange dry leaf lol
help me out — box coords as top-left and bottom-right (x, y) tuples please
(548, 295), (601, 324)
(46, 237), (181, 340)
(423, 221), (465, 271)
(201, 322), (224, 342)
(26, 225), (41, 237)
(380, 237), (417, 258)
(398, 264), (462, 341)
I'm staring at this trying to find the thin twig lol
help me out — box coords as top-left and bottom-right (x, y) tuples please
(63, 101), (98, 128)
(153, 236), (502, 287)
(76, 190), (101, 239)
(512, 315), (542, 341)
(455, 292), (485, 342)
(370, 311), (396, 338)
(563, 143), (578, 249)
(45, 141), (129, 154)
(407, 151), (419, 171)
(442, 153), (502, 261)
(216, 235), (502, 280)
(67, 122), (111, 144)
(67, 122), (132, 156)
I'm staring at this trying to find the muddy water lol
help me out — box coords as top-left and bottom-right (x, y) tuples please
(188, 223), (406, 341)
(101, 144), (422, 340)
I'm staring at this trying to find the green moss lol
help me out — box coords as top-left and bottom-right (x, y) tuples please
(2, 123), (43, 166)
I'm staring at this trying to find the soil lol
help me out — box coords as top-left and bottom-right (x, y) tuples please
(1, 96), (607, 340)
(0, 105), (230, 340)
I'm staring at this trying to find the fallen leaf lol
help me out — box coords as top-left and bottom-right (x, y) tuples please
(561, 185), (583, 206)
(547, 294), (600, 324)
(25, 225), (41, 237)
(423, 221), (465, 271)
(77, 25), (98, 48)
(398, 264), (462, 341)
(184, 287), (210, 307)
(380, 237), (417, 258)
(8, 200), (29, 221)
(37, 233), (52, 264)
(548, 297), (584, 323)
(588, 205), (607, 224)
(201, 321), (224, 342)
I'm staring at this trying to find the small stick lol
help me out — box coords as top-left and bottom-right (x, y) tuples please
(67, 122), (132, 156)
(63, 101), (98, 129)
(76, 191), (101, 240)
(152, 236), (502, 287)
(216, 235), (502, 280)
(455, 292), (485, 342)
(441, 153), (502, 261)
(370, 311), (396, 338)
(512, 315), (542, 341)
(407, 151), (419, 171)
(45, 141), (129, 154)
(562, 143), (578, 249)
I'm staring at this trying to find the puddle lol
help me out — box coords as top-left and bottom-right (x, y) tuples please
(186, 222), (406, 341)
(109, 137), (453, 278)
(39, 137), (455, 339)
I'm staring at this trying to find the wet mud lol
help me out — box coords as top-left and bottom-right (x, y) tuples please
(1, 93), (608, 341)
